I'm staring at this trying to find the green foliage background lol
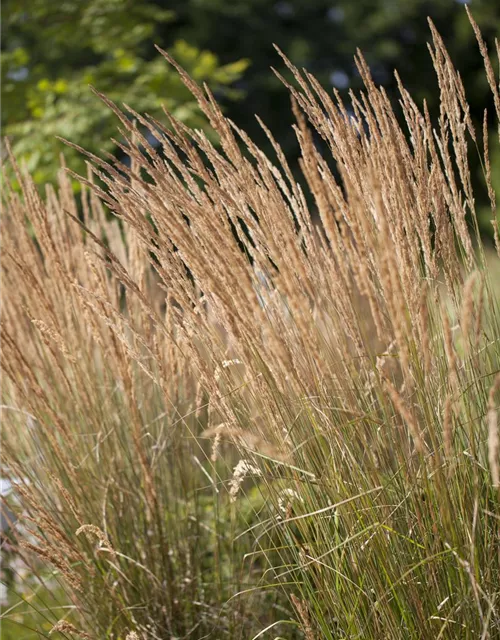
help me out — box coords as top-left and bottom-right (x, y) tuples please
(2, 0), (500, 218)
(2, 0), (250, 184)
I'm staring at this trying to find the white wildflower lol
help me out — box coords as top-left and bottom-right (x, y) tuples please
(276, 488), (304, 519)
(277, 488), (303, 514)
(228, 459), (262, 502)
(214, 358), (243, 381)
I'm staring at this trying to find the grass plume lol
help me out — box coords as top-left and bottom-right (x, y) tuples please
(3, 10), (500, 639)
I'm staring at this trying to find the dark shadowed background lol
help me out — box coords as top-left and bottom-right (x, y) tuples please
(2, 0), (500, 231)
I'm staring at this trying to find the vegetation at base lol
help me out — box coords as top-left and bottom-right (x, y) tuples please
(3, 8), (500, 640)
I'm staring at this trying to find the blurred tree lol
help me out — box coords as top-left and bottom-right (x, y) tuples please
(2, 0), (500, 228)
(1, 0), (249, 185)
(170, 1), (497, 130)
(164, 0), (500, 231)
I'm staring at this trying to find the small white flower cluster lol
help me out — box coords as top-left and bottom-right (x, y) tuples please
(277, 488), (304, 518)
(214, 358), (243, 381)
(228, 459), (262, 502)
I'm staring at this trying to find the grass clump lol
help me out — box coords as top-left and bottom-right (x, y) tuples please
(2, 9), (500, 639)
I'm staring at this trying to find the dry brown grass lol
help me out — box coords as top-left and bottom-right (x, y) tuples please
(2, 10), (500, 639)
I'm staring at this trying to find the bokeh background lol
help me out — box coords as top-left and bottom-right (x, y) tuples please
(2, 0), (500, 232)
